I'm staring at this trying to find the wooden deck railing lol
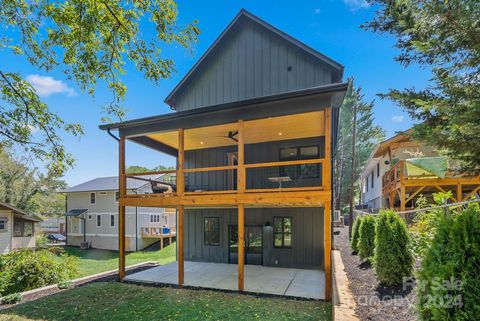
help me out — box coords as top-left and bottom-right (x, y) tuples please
(122, 158), (326, 198)
(382, 160), (404, 194)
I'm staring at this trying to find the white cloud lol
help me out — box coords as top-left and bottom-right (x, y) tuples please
(313, 8), (321, 14)
(343, 0), (370, 11)
(26, 74), (76, 97)
(391, 115), (405, 123)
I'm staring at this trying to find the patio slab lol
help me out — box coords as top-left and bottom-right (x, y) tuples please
(124, 261), (325, 300)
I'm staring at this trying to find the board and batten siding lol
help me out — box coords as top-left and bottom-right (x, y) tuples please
(184, 208), (324, 269)
(0, 210), (13, 254)
(172, 18), (337, 112)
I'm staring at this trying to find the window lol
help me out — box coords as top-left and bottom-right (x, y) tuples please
(150, 214), (161, 223)
(366, 177), (369, 192)
(279, 145), (320, 179)
(96, 214), (102, 227)
(115, 191), (120, 202)
(0, 217), (7, 232)
(88, 214), (93, 220)
(99, 191), (107, 196)
(204, 217), (220, 246)
(274, 217), (292, 248)
(371, 171), (374, 188)
(110, 214), (115, 228)
(377, 163), (380, 177)
(90, 192), (96, 205)
(13, 219), (33, 237)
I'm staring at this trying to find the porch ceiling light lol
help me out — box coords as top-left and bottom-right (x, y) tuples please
(278, 132), (282, 136)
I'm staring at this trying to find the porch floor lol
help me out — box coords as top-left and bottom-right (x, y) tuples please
(124, 261), (325, 300)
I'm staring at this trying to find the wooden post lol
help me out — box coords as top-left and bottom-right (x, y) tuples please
(118, 136), (126, 280)
(237, 120), (245, 193)
(400, 186), (406, 212)
(323, 108), (332, 190)
(177, 129), (185, 196)
(178, 205), (184, 286)
(324, 200), (332, 301)
(238, 204), (245, 291)
(457, 184), (462, 202)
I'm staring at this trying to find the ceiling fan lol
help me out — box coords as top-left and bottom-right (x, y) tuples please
(217, 131), (238, 142)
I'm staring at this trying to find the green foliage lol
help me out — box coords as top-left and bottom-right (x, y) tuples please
(334, 83), (385, 211)
(57, 280), (73, 290)
(417, 204), (480, 320)
(0, 1), (199, 173)
(0, 249), (77, 296)
(350, 215), (363, 253)
(0, 148), (66, 215)
(374, 210), (414, 286)
(126, 165), (175, 174)
(358, 215), (376, 260)
(36, 233), (49, 249)
(364, 0), (480, 173)
(1, 293), (22, 305)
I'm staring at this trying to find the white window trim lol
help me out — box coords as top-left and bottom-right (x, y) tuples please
(110, 214), (115, 228)
(90, 192), (96, 205)
(96, 214), (102, 228)
(0, 217), (7, 232)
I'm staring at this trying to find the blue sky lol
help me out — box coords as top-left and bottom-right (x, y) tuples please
(6, 0), (432, 187)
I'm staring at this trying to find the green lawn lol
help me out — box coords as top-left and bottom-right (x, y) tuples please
(59, 243), (176, 277)
(0, 282), (331, 321)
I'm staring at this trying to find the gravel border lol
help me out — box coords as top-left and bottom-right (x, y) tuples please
(334, 226), (416, 321)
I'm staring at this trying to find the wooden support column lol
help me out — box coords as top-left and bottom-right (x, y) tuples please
(457, 184), (462, 202)
(324, 200), (332, 301)
(177, 128), (185, 286)
(118, 136), (126, 280)
(237, 120), (245, 193)
(238, 204), (245, 291)
(400, 186), (406, 212)
(323, 108), (332, 190)
(177, 205), (184, 286)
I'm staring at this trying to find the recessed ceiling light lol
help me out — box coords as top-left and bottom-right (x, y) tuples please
(200, 141), (204, 145)
(278, 132), (282, 136)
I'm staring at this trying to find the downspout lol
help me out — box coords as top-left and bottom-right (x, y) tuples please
(135, 206), (138, 251)
(107, 128), (120, 142)
(83, 217), (86, 242)
(65, 194), (68, 245)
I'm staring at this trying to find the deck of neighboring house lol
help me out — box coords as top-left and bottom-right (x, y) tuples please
(125, 261), (325, 300)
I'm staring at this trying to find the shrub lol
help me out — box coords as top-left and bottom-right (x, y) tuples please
(0, 249), (77, 296)
(374, 210), (413, 286)
(48, 246), (66, 255)
(351, 215), (363, 253)
(358, 215), (376, 260)
(417, 205), (480, 320)
(1, 293), (22, 305)
(36, 233), (49, 249)
(57, 280), (73, 289)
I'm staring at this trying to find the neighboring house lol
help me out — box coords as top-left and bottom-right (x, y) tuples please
(100, 9), (347, 300)
(63, 176), (176, 251)
(0, 201), (41, 254)
(40, 217), (66, 235)
(360, 133), (480, 211)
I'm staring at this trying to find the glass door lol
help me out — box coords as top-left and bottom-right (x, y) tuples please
(228, 225), (263, 265)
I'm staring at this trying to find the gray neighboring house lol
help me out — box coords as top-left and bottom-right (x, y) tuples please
(63, 176), (176, 251)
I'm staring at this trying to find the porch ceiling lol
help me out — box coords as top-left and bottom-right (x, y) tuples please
(145, 111), (325, 150)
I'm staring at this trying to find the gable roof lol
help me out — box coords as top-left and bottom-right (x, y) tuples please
(165, 9), (344, 109)
(0, 201), (42, 222)
(62, 176), (161, 193)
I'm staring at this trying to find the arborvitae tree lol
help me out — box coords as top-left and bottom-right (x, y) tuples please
(358, 215), (376, 260)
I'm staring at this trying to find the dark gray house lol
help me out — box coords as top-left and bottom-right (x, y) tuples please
(101, 9), (347, 300)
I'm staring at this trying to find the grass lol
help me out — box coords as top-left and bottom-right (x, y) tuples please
(57, 243), (176, 277)
(0, 282), (331, 321)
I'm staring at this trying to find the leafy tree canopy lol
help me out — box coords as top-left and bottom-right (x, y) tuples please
(125, 165), (175, 174)
(0, 147), (66, 216)
(0, 0), (199, 174)
(363, 0), (480, 172)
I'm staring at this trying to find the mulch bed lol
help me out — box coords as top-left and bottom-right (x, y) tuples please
(334, 226), (416, 321)
(1, 262), (158, 309)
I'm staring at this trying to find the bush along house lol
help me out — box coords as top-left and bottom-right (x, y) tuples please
(100, 9), (347, 300)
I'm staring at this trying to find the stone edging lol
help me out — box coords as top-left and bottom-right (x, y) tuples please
(332, 250), (360, 321)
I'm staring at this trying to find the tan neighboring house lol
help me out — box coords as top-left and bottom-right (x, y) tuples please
(0, 201), (41, 254)
(63, 176), (176, 251)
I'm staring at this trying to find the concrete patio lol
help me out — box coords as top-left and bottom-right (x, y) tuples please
(124, 261), (325, 300)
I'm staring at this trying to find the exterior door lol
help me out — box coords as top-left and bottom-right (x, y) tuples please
(228, 225), (263, 265)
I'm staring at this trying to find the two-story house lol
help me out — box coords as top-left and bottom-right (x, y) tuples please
(360, 132), (480, 211)
(64, 176), (176, 251)
(100, 9), (347, 300)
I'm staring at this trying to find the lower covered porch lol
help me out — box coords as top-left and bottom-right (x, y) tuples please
(124, 261), (325, 300)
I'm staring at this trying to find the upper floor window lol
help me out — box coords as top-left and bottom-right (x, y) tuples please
(279, 145), (320, 179)
(115, 191), (120, 202)
(204, 217), (220, 246)
(150, 214), (161, 223)
(110, 214), (115, 228)
(377, 163), (380, 177)
(371, 171), (374, 188)
(366, 177), (369, 192)
(90, 192), (96, 205)
(274, 217), (292, 248)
